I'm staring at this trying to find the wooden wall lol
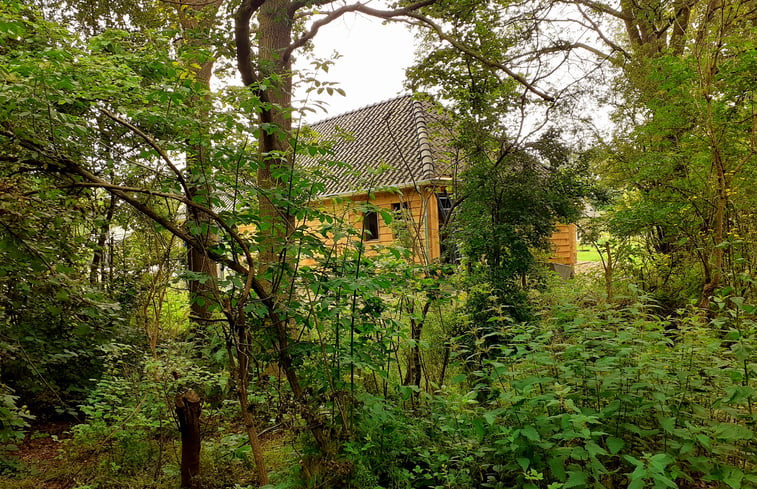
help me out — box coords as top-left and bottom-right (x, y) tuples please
(243, 187), (578, 267)
(548, 223), (578, 266)
(307, 187), (442, 264)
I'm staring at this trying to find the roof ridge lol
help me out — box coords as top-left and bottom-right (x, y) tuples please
(411, 98), (435, 181)
(309, 93), (413, 127)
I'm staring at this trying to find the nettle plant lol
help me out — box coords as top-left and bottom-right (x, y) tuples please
(441, 288), (755, 489)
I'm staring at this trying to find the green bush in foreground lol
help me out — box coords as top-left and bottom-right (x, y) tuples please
(344, 288), (755, 489)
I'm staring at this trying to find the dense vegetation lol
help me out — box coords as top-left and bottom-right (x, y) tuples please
(0, 0), (754, 488)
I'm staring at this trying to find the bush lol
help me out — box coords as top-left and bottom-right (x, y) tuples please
(0, 382), (33, 472)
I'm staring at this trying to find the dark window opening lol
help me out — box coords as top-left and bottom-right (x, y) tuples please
(363, 211), (379, 241)
(436, 191), (458, 264)
(391, 202), (410, 217)
(437, 193), (453, 222)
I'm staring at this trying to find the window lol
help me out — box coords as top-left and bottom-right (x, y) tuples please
(391, 202), (409, 217)
(436, 192), (453, 222)
(436, 191), (458, 263)
(363, 211), (379, 241)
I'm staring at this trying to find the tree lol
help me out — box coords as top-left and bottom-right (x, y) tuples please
(1, 0), (611, 483)
(569, 0), (757, 308)
(406, 1), (593, 325)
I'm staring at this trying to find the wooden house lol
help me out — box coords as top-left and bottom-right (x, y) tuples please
(299, 95), (577, 267)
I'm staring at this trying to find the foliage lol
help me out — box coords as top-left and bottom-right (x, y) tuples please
(0, 382), (33, 472)
(66, 341), (251, 487)
(0, 168), (131, 415)
(341, 279), (756, 489)
(593, 0), (757, 308)
(0, 0), (755, 488)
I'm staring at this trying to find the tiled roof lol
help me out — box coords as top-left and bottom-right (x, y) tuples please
(298, 95), (454, 197)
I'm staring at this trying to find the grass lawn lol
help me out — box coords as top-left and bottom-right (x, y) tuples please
(577, 247), (602, 262)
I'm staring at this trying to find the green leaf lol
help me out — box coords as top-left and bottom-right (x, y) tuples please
(607, 436), (625, 455)
(564, 470), (588, 488)
(379, 209), (394, 225)
(521, 426), (540, 441)
(658, 416), (676, 433)
(714, 423), (753, 441)
(624, 455), (644, 467)
(648, 453), (673, 472)
(723, 468), (744, 489)
(483, 411), (496, 425)
(548, 457), (566, 481)
(472, 418), (485, 440)
(585, 441), (608, 458)
(628, 477), (646, 489)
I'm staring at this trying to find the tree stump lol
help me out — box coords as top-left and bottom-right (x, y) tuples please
(175, 389), (202, 488)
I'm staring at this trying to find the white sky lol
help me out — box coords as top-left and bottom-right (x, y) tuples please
(294, 13), (417, 122)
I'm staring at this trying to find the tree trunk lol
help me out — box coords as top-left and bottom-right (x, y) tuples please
(256, 0), (294, 281)
(90, 192), (115, 284)
(404, 301), (431, 391)
(604, 242), (613, 302)
(177, 0), (222, 329)
(176, 389), (202, 489)
(255, 0), (333, 456)
(231, 329), (269, 485)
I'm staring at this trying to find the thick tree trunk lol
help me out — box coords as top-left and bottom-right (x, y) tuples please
(257, 0), (294, 281)
(177, 0), (222, 328)
(256, 0), (332, 455)
(176, 389), (202, 488)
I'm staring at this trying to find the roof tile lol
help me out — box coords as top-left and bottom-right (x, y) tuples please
(298, 95), (454, 196)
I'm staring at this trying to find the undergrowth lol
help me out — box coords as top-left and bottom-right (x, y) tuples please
(342, 279), (755, 489)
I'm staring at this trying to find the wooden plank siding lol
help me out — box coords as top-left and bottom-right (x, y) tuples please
(548, 223), (578, 266)
(292, 187), (578, 267)
(301, 187), (442, 266)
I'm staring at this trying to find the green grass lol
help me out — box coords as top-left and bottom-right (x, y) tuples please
(577, 247), (602, 262)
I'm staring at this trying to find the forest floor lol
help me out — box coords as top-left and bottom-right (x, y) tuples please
(9, 421), (73, 489)
(5, 419), (298, 489)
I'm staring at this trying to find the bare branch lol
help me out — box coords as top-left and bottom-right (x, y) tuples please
(574, 4), (631, 59)
(284, 0), (437, 64)
(287, 0), (336, 17)
(557, 0), (630, 20)
(99, 108), (191, 197)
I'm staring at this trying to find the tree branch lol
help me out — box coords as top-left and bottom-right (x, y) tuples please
(0, 127), (276, 304)
(283, 0), (437, 65)
(234, 0), (267, 88)
(99, 108), (191, 197)
(557, 0), (630, 20)
(574, 4), (631, 60)
(398, 11), (555, 101)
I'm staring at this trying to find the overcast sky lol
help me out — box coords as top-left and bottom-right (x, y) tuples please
(294, 13), (417, 122)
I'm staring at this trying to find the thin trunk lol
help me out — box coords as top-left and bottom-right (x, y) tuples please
(90, 192), (115, 284)
(439, 341), (451, 386)
(226, 320), (269, 485)
(604, 242), (614, 302)
(404, 301), (431, 390)
(700, 148), (726, 309)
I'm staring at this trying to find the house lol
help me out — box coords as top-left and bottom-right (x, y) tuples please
(299, 95), (578, 267)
